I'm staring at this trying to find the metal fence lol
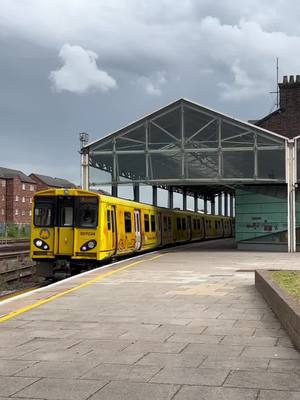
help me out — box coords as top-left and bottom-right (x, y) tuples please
(0, 223), (31, 244)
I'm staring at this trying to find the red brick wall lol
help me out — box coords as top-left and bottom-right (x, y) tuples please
(258, 76), (300, 138)
(0, 179), (6, 223)
(5, 177), (36, 224)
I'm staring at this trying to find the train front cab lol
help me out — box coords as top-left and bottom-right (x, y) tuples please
(31, 189), (100, 277)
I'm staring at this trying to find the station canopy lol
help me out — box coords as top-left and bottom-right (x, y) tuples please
(85, 98), (287, 198)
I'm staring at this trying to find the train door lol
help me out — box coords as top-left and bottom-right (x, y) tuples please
(111, 206), (117, 253)
(157, 213), (162, 245)
(106, 205), (117, 254)
(57, 196), (74, 255)
(134, 210), (141, 250)
(187, 216), (192, 240)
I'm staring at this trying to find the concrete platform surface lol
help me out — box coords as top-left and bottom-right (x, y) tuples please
(0, 238), (300, 399)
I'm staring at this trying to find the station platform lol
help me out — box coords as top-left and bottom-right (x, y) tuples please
(1, 238), (300, 400)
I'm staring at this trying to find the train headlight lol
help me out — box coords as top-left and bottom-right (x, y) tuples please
(34, 238), (49, 250)
(80, 240), (97, 251)
(88, 241), (96, 249)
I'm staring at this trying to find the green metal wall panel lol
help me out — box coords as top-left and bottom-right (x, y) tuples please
(235, 186), (288, 243)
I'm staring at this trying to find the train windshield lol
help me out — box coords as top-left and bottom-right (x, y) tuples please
(34, 196), (54, 227)
(76, 196), (98, 228)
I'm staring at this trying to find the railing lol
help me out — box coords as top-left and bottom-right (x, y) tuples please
(0, 223), (31, 244)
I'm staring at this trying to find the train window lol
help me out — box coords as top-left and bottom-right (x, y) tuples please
(151, 215), (156, 232)
(124, 212), (132, 233)
(182, 218), (186, 230)
(193, 219), (196, 230)
(163, 216), (168, 232)
(197, 219), (200, 230)
(61, 206), (73, 227)
(177, 218), (181, 230)
(215, 221), (218, 229)
(34, 197), (54, 227)
(144, 214), (150, 232)
(209, 221), (212, 228)
(168, 217), (172, 231)
(111, 210), (115, 232)
(77, 197), (98, 228)
(107, 210), (111, 230)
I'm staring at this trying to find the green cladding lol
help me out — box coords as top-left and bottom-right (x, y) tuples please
(235, 186), (288, 244)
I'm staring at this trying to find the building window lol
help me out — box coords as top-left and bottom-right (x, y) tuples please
(22, 197), (25, 203)
(15, 209), (18, 215)
(1, 195), (4, 201)
(124, 212), (132, 233)
(151, 215), (156, 232)
(29, 210), (32, 216)
(29, 198), (32, 204)
(1, 209), (4, 215)
(22, 183), (26, 190)
(22, 210), (25, 216)
(30, 185), (34, 191)
(144, 214), (150, 232)
(15, 195), (19, 202)
(1, 180), (5, 187)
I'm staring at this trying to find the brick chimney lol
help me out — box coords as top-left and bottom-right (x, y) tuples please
(279, 75), (300, 112)
(256, 75), (300, 138)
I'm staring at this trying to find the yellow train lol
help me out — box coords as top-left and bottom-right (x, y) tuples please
(31, 188), (234, 278)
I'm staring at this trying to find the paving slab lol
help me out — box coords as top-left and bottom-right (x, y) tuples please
(13, 377), (108, 400)
(173, 385), (258, 400)
(1, 238), (300, 399)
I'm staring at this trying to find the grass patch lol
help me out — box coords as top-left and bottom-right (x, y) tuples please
(271, 271), (300, 302)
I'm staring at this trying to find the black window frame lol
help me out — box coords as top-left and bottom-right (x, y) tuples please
(76, 196), (98, 228)
(151, 215), (156, 232)
(107, 209), (111, 230)
(33, 196), (55, 227)
(168, 217), (172, 231)
(144, 214), (150, 232)
(124, 212), (132, 233)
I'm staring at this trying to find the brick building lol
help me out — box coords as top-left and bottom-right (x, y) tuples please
(0, 167), (36, 225)
(29, 173), (75, 191)
(256, 75), (300, 138)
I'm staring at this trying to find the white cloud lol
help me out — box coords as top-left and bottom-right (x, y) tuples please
(49, 44), (117, 94)
(138, 72), (167, 96)
(2, 1), (300, 102)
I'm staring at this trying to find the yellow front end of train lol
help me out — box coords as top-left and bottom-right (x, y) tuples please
(31, 188), (101, 277)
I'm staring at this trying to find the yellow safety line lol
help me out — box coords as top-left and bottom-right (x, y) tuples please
(0, 254), (163, 323)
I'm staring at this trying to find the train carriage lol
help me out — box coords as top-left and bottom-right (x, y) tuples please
(31, 188), (234, 278)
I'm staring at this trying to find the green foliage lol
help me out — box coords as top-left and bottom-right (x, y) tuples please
(271, 271), (300, 302)
(0, 223), (31, 239)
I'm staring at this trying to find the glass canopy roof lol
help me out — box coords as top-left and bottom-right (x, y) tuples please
(85, 98), (287, 194)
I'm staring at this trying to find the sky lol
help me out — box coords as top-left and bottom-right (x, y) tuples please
(1, 0), (300, 188)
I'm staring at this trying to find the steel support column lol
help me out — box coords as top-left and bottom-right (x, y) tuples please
(229, 194), (234, 217)
(194, 193), (198, 212)
(224, 193), (228, 216)
(133, 183), (140, 202)
(80, 132), (89, 190)
(217, 194), (223, 215)
(183, 188), (187, 211)
(112, 184), (118, 197)
(204, 196), (208, 214)
(168, 187), (174, 209)
(211, 196), (215, 215)
(287, 140), (296, 252)
(152, 185), (158, 206)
